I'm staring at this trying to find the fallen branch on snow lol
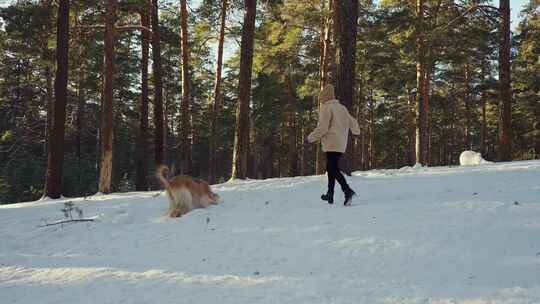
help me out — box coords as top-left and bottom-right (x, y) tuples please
(39, 218), (95, 228)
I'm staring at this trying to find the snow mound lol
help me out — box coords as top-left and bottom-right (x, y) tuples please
(459, 150), (491, 166)
(412, 162), (423, 169)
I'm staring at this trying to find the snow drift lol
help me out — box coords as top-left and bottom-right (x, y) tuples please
(459, 150), (491, 166)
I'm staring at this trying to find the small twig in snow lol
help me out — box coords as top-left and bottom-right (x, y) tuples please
(205, 217), (210, 232)
(38, 219), (94, 228)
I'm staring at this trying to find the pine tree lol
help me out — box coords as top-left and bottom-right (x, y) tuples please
(209, 0), (228, 184)
(178, 0), (192, 175)
(498, 0), (512, 161)
(335, 0), (358, 174)
(152, 0), (165, 167)
(44, 0), (70, 199)
(232, 0), (256, 179)
(135, 2), (150, 191)
(98, 0), (116, 194)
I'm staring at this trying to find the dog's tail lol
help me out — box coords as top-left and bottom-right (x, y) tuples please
(169, 185), (193, 217)
(156, 165), (171, 189)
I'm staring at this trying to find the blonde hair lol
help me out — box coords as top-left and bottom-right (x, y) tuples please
(319, 84), (335, 104)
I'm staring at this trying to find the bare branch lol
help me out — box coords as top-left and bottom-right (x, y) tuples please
(39, 218), (95, 227)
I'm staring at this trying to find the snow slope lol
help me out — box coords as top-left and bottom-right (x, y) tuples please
(1, 161), (540, 304)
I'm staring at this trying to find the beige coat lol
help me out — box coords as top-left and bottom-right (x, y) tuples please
(308, 99), (360, 153)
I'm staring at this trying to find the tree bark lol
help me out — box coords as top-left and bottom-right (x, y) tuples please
(316, 0), (333, 175)
(464, 64), (472, 150)
(407, 84), (416, 166)
(44, 0), (70, 199)
(40, 0), (53, 157)
(415, 0), (428, 166)
(75, 7), (85, 188)
(535, 120), (540, 159)
(135, 6), (150, 191)
(498, 0), (512, 161)
(300, 115), (308, 175)
(151, 0), (165, 167)
(329, 0), (339, 85)
(480, 61), (487, 156)
(248, 112), (257, 178)
(368, 95), (375, 169)
(319, 0), (332, 89)
(481, 98), (487, 155)
(231, 0), (256, 179)
(335, 0), (357, 175)
(352, 80), (363, 171)
(423, 66), (431, 165)
(98, 0), (116, 194)
(178, 0), (192, 175)
(209, 0), (227, 183)
(286, 70), (298, 177)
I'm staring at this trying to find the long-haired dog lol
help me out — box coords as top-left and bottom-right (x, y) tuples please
(156, 165), (220, 217)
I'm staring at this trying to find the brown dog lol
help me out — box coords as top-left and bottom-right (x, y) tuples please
(156, 165), (220, 217)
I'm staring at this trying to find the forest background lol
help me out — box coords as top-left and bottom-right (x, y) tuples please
(0, 0), (538, 203)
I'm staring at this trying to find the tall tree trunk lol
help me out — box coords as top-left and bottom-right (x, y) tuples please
(135, 7), (150, 191)
(286, 70), (298, 177)
(415, 0), (428, 166)
(329, 0), (339, 85)
(316, 0), (334, 175)
(319, 0), (333, 89)
(209, 0), (228, 183)
(75, 7), (85, 189)
(44, 0), (69, 199)
(164, 90), (171, 162)
(406, 85), (416, 166)
(335, 0), (357, 175)
(358, 96), (366, 170)
(45, 64), (53, 155)
(151, 0), (165, 167)
(498, 0), (512, 161)
(480, 62), (487, 156)
(231, 0), (256, 179)
(41, 0), (53, 157)
(464, 64), (472, 150)
(315, 117), (325, 174)
(98, 0), (116, 194)
(535, 120), (540, 159)
(369, 93), (375, 169)
(450, 84), (457, 164)
(315, 3), (326, 175)
(534, 100), (540, 158)
(300, 115), (308, 175)
(248, 112), (257, 178)
(423, 66), (431, 165)
(481, 99), (487, 155)
(178, 0), (192, 175)
(353, 80), (364, 170)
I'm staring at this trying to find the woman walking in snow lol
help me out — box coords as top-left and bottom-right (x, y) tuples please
(307, 84), (361, 205)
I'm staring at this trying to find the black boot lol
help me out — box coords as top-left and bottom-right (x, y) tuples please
(321, 191), (334, 204)
(343, 188), (356, 206)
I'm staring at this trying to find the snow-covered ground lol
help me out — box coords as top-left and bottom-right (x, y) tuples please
(1, 160), (540, 304)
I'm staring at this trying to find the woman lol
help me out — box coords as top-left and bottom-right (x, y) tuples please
(307, 84), (360, 205)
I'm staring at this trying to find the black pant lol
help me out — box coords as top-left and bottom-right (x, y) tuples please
(326, 152), (350, 194)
